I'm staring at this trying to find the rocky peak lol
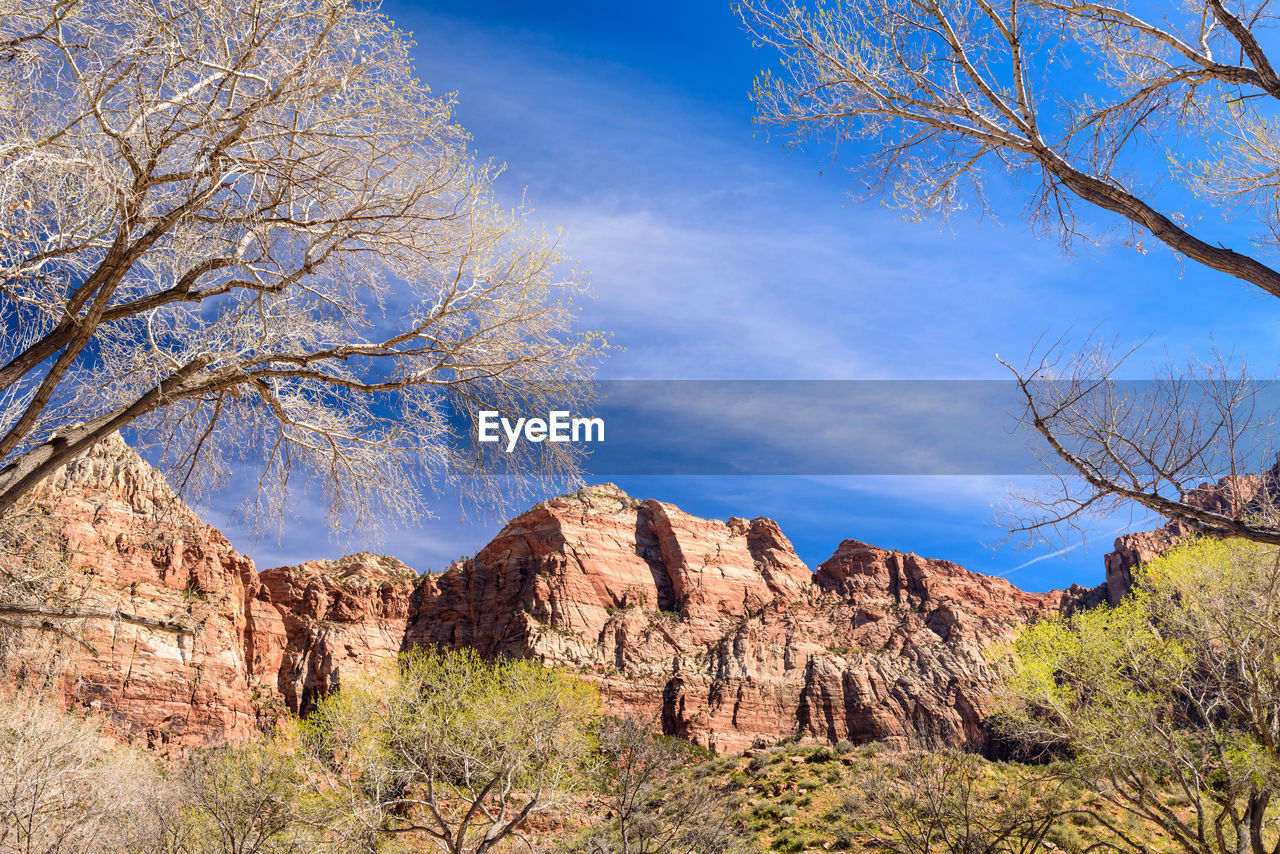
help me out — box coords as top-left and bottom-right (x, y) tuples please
(258, 554), (418, 716)
(539, 482), (642, 514)
(11, 445), (1109, 756)
(409, 485), (1078, 753)
(42, 432), (182, 515)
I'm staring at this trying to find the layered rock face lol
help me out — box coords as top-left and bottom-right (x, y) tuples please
(8, 436), (416, 752)
(10, 434), (265, 750)
(258, 554), (418, 715)
(14, 439), (1104, 754)
(408, 486), (1089, 753)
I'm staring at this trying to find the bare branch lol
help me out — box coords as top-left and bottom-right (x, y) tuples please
(739, 0), (1280, 295)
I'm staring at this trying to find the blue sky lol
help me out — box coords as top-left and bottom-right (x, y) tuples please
(204, 1), (1280, 593)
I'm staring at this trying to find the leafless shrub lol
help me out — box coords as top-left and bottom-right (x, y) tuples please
(841, 748), (1069, 854)
(999, 336), (1280, 547)
(0, 688), (158, 854)
(144, 743), (328, 854)
(574, 715), (745, 854)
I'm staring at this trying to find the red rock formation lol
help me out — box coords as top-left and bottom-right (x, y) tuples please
(407, 485), (1083, 753)
(7, 435), (416, 751)
(11, 442), (1109, 755)
(11, 434), (265, 751)
(258, 554), (417, 714)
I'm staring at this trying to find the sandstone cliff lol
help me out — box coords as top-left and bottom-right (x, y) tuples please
(10, 434), (265, 750)
(7, 435), (416, 752)
(10, 437), (1107, 754)
(406, 486), (1096, 752)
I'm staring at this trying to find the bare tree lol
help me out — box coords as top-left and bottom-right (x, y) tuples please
(0, 488), (201, 674)
(840, 748), (1071, 854)
(0, 0), (603, 531)
(738, 1), (1280, 545)
(148, 745), (325, 854)
(739, 0), (1280, 293)
(0, 499), (104, 669)
(998, 337), (1280, 546)
(576, 716), (744, 854)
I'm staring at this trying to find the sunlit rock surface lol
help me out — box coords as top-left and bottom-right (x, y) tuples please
(16, 440), (1112, 754)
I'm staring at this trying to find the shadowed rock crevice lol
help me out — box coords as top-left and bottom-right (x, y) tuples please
(632, 506), (677, 613)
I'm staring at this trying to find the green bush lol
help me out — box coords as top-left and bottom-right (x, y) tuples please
(1069, 811), (1100, 827)
(771, 829), (809, 852)
(856, 740), (888, 757)
(806, 746), (837, 763)
(1047, 821), (1087, 852)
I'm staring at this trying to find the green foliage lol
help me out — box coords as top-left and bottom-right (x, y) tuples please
(999, 537), (1280, 854)
(770, 828), (809, 852)
(1045, 820), (1087, 853)
(303, 646), (598, 854)
(805, 746), (837, 763)
(164, 742), (321, 854)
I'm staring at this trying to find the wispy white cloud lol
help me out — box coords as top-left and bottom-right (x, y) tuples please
(166, 4), (1280, 593)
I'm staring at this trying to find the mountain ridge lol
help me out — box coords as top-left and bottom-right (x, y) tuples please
(7, 437), (1114, 754)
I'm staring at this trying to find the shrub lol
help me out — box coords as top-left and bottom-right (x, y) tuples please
(304, 646), (597, 853)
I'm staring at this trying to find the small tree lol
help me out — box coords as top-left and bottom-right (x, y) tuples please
(840, 748), (1068, 854)
(151, 744), (322, 854)
(999, 536), (1280, 854)
(577, 716), (744, 854)
(303, 646), (597, 854)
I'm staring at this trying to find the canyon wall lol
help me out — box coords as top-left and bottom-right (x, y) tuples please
(9, 436), (1111, 754)
(6, 435), (417, 752)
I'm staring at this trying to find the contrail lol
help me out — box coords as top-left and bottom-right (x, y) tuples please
(999, 519), (1159, 577)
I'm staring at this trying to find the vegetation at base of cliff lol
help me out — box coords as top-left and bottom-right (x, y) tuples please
(10, 537), (1280, 854)
(0, 646), (744, 854)
(995, 536), (1280, 854)
(0, 681), (1273, 854)
(303, 646), (598, 853)
(671, 741), (1179, 854)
